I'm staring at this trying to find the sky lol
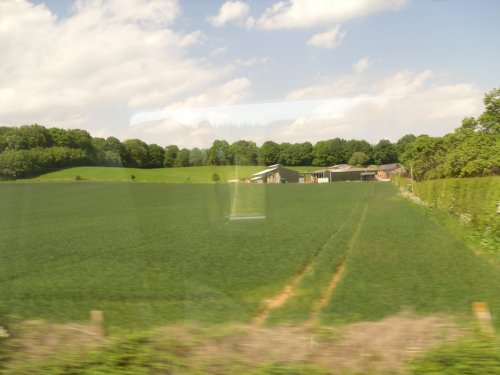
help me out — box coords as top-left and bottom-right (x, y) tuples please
(1, 0), (499, 148)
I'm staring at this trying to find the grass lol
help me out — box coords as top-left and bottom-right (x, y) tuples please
(28, 165), (320, 183)
(1, 181), (499, 331)
(0, 182), (366, 328)
(321, 185), (500, 326)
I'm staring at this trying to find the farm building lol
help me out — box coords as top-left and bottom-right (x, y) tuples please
(308, 167), (377, 182)
(377, 163), (405, 180)
(249, 164), (300, 183)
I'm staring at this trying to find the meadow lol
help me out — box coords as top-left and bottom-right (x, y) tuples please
(31, 165), (318, 183)
(1, 181), (499, 330)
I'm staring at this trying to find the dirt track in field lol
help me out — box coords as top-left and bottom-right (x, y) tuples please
(310, 204), (369, 322)
(252, 204), (361, 326)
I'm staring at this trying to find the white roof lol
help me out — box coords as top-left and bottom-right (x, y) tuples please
(251, 166), (279, 177)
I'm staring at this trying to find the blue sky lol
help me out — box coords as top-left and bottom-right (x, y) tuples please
(3, 0), (499, 147)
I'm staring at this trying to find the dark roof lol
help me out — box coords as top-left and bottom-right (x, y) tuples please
(328, 164), (351, 170)
(377, 163), (401, 171)
(330, 167), (377, 172)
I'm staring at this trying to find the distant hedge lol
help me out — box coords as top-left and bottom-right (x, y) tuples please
(393, 175), (500, 234)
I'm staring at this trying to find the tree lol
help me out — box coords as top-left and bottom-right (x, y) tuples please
(312, 138), (346, 166)
(229, 140), (258, 165)
(343, 139), (372, 164)
(48, 128), (71, 148)
(189, 148), (204, 166)
(399, 135), (445, 180)
(258, 141), (280, 165)
(477, 87), (500, 134)
(122, 139), (149, 168)
(278, 143), (292, 165)
(164, 145), (179, 167)
(372, 139), (398, 165)
(207, 140), (230, 165)
(395, 134), (416, 158)
(348, 152), (369, 166)
(148, 144), (165, 168)
(175, 148), (190, 167)
(67, 129), (93, 153)
(291, 142), (313, 166)
(18, 124), (52, 149)
(91, 137), (106, 164)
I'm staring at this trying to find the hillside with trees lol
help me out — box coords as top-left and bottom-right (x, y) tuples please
(0, 88), (498, 181)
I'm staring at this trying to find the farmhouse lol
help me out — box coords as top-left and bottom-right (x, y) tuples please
(249, 164), (300, 183)
(377, 163), (405, 180)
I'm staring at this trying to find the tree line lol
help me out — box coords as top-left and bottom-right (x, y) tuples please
(0, 88), (497, 181)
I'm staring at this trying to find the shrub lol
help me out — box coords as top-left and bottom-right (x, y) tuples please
(410, 335), (500, 375)
(212, 173), (220, 182)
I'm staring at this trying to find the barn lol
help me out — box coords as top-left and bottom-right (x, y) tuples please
(249, 164), (300, 183)
(329, 167), (378, 182)
(377, 163), (405, 180)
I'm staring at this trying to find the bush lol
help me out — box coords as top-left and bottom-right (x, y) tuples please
(0, 305), (11, 370)
(410, 335), (500, 375)
(212, 173), (220, 182)
(394, 176), (500, 234)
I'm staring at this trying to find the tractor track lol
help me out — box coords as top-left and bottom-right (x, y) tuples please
(310, 203), (369, 323)
(252, 203), (362, 326)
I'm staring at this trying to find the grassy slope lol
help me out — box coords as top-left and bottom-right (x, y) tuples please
(30, 166), (319, 183)
(1, 182), (499, 329)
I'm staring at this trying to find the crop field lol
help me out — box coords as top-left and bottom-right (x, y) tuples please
(30, 165), (318, 183)
(1, 181), (499, 330)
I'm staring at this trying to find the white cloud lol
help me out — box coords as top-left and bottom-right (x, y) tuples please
(208, 1), (250, 27)
(307, 26), (345, 49)
(179, 30), (207, 47)
(234, 57), (268, 67)
(128, 69), (483, 147)
(167, 78), (253, 110)
(73, 0), (180, 26)
(245, 16), (256, 29)
(373, 69), (433, 96)
(353, 57), (372, 74)
(257, 0), (408, 29)
(0, 0), (233, 134)
(211, 47), (228, 56)
(281, 69), (483, 141)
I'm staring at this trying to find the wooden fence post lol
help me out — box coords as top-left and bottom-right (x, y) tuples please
(473, 302), (494, 335)
(90, 310), (104, 338)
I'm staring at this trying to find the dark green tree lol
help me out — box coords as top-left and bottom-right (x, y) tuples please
(189, 148), (204, 166)
(229, 140), (258, 165)
(207, 140), (230, 165)
(258, 141), (280, 165)
(175, 148), (190, 167)
(122, 139), (149, 168)
(372, 139), (398, 165)
(312, 138), (346, 166)
(477, 87), (500, 133)
(395, 134), (416, 158)
(343, 139), (372, 164)
(164, 145), (179, 167)
(348, 152), (369, 166)
(147, 144), (165, 168)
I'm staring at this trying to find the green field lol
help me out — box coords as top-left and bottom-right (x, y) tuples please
(1, 181), (499, 330)
(30, 166), (318, 183)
